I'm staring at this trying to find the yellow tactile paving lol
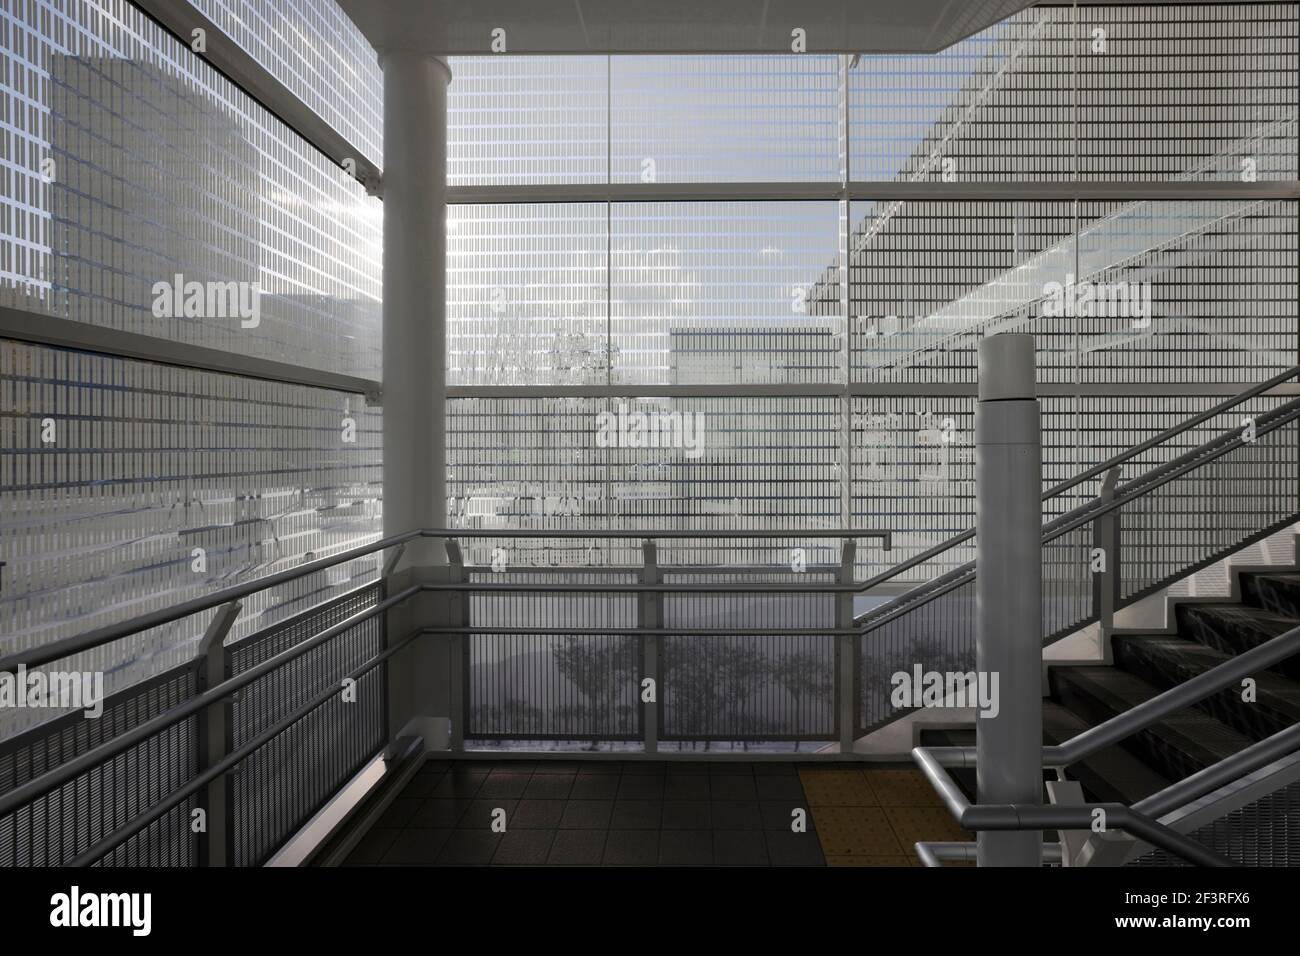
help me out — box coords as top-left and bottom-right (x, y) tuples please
(861, 769), (946, 807)
(799, 765), (975, 865)
(798, 768), (877, 807)
(809, 806), (904, 856)
(826, 855), (914, 867)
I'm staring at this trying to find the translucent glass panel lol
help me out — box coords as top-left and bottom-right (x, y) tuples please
(610, 55), (840, 183)
(186, 0), (383, 164)
(0, 0), (382, 379)
(850, 7), (1074, 181)
(1076, 4), (1299, 181)
(447, 56), (607, 185)
(848, 200), (1075, 384)
(1075, 199), (1298, 382)
(0, 341), (383, 702)
(612, 201), (842, 386)
(447, 204), (607, 386)
(849, 3), (1298, 183)
(447, 396), (841, 567)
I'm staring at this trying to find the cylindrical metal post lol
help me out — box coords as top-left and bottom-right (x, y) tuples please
(382, 50), (450, 568)
(975, 333), (1043, 866)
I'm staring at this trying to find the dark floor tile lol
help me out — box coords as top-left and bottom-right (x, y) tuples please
(374, 798), (423, 829)
(344, 827), (401, 865)
(610, 800), (663, 829)
(659, 830), (713, 866)
(437, 830), (502, 865)
(663, 775), (710, 801)
(575, 762), (623, 775)
(457, 799), (517, 830)
(409, 797), (472, 828)
(755, 775), (805, 800)
(400, 773), (444, 799)
(524, 774), (575, 799)
(766, 831), (825, 867)
(512, 799), (566, 829)
(660, 800), (711, 830)
(709, 776), (758, 801)
(665, 762), (710, 775)
(707, 762), (755, 775)
(559, 800), (614, 829)
(761, 801), (812, 831)
(753, 763), (799, 777)
(622, 762), (667, 775)
(603, 829), (660, 866)
(617, 776), (665, 799)
(713, 830), (769, 866)
(711, 801), (763, 830)
(478, 771), (531, 799)
(532, 760), (583, 773)
(569, 774), (620, 799)
(419, 759), (453, 775)
(430, 771), (487, 799)
(380, 828), (452, 865)
(492, 830), (556, 866)
(548, 829), (607, 865)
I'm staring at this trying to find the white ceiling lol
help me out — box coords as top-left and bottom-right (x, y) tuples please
(338, 0), (1041, 55)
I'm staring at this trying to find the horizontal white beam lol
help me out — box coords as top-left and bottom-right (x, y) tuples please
(0, 306), (381, 399)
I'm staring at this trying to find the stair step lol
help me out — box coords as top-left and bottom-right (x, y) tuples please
(1041, 702), (1172, 805)
(916, 707), (1171, 806)
(1174, 604), (1300, 681)
(1241, 572), (1300, 619)
(1049, 666), (1254, 783)
(1113, 634), (1300, 744)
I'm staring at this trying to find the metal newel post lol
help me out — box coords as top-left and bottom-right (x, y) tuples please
(196, 600), (241, 867)
(445, 539), (466, 751)
(1092, 466), (1122, 664)
(838, 538), (857, 753)
(639, 540), (661, 753)
(975, 334), (1043, 867)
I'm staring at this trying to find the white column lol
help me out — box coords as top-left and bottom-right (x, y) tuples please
(381, 50), (450, 567)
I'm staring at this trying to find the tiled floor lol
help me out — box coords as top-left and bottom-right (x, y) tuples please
(344, 759), (971, 867)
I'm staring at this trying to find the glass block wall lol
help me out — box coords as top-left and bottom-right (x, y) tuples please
(0, 0), (383, 733)
(444, 2), (1299, 576)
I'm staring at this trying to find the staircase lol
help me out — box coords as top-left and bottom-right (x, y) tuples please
(1049, 560), (1300, 806)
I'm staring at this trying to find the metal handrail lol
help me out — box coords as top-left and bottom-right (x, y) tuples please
(849, 366), (1300, 601)
(0, 527), (888, 675)
(912, 747), (1236, 867)
(912, 623), (1300, 866)
(856, 393), (1300, 631)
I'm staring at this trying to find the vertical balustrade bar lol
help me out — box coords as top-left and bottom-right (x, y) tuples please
(640, 540), (661, 753)
(838, 538), (857, 752)
(445, 541), (466, 751)
(1091, 467), (1122, 664)
(195, 601), (241, 867)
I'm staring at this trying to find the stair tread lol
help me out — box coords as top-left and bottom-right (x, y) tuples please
(1114, 634), (1300, 706)
(1042, 701), (1171, 804)
(1053, 666), (1254, 765)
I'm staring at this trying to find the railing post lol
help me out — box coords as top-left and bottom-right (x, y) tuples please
(837, 538), (857, 753)
(379, 544), (407, 739)
(639, 540), (660, 754)
(195, 600), (240, 867)
(1092, 467), (1122, 665)
(445, 540), (466, 751)
(975, 333), (1043, 867)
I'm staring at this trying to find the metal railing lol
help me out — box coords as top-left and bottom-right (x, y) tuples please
(1, 369), (1296, 866)
(854, 368), (1300, 731)
(912, 623), (1300, 867)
